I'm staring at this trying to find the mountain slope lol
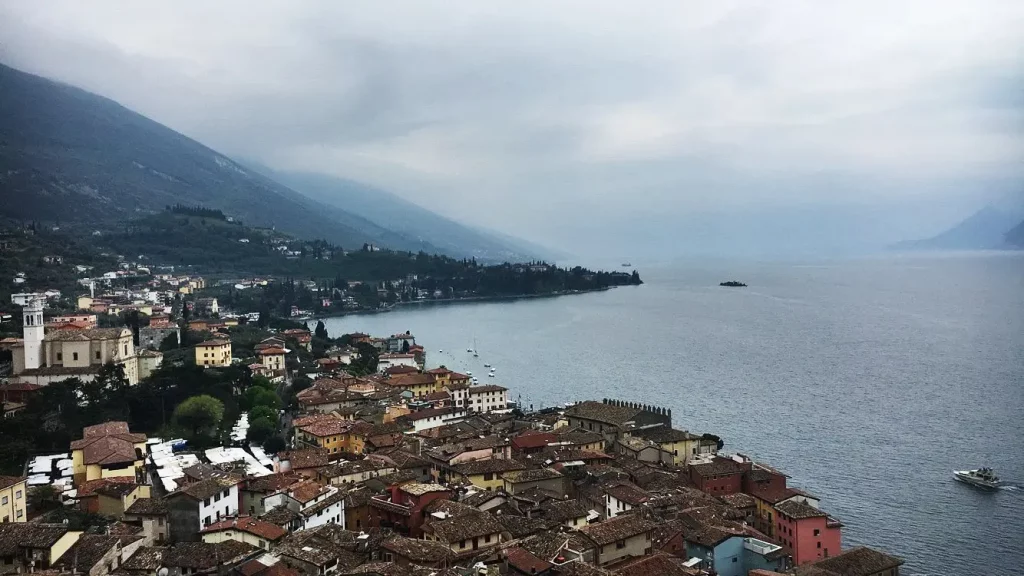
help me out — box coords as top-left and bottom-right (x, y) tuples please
(892, 205), (1024, 250)
(259, 168), (543, 262)
(0, 63), (450, 254)
(1005, 220), (1024, 248)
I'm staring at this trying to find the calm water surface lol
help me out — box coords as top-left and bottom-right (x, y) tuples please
(320, 253), (1024, 576)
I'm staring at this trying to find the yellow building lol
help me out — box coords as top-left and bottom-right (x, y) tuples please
(386, 373), (437, 397)
(295, 417), (350, 454)
(631, 428), (711, 466)
(96, 483), (151, 518)
(200, 516), (286, 550)
(451, 460), (527, 491)
(69, 421), (147, 486)
(76, 296), (94, 311)
(195, 339), (232, 367)
(257, 347), (286, 373)
(0, 476), (28, 523)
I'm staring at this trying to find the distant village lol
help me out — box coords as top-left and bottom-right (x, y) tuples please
(0, 263), (904, 576)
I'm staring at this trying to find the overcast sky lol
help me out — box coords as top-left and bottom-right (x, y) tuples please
(2, 1), (1022, 257)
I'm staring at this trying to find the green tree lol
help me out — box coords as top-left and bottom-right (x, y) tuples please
(159, 331), (180, 351)
(249, 405), (278, 424)
(263, 435), (287, 453)
(246, 417), (277, 445)
(314, 320), (329, 340)
(348, 341), (379, 375)
(173, 395), (225, 439)
(242, 387), (281, 411)
(28, 485), (60, 511)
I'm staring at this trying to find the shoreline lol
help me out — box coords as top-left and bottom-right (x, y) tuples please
(312, 285), (622, 320)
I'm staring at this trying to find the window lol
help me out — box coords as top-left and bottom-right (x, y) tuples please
(57, 353), (62, 361)
(15, 491), (21, 500)
(73, 352), (79, 361)
(484, 534), (491, 543)
(732, 558), (738, 563)
(205, 498), (211, 506)
(460, 540), (466, 549)
(824, 549), (829, 558)
(817, 542), (822, 549)
(616, 540), (625, 549)
(124, 345), (128, 355)
(814, 529), (821, 536)
(0, 497), (6, 505)
(158, 518), (164, 526)
(96, 351), (101, 360)
(259, 540), (266, 549)
(484, 473), (494, 481)
(204, 516), (211, 526)
(215, 493), (221, 502)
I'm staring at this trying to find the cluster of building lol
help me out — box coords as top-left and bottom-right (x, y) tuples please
(0, 322), (904, 576)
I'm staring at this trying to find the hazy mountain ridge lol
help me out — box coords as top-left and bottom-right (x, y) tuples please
(0, 63), (485, 257)
(1005, 219), (1024, 247)
(258, 168), (543, 261)
(891, 204), (1024, 251)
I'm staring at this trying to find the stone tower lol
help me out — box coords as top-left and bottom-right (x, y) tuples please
(11, 293), (45, 371)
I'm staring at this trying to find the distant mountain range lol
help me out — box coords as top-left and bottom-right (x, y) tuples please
(892, 203), (1024, 251)
(0, 63), (539, 261)
(251, 168), (545, 262)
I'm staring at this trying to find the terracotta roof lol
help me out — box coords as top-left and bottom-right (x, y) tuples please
(278, 448), (329, 470)
(775, 499), (828, 520)
(260, 505), (301, 527)
(45, 327), (129, 341)
(399, 483), (449, 496)
(237, 556), (301, 576)
(381, 536), (453, 563)
(578, 514), (655, 546)
(386, 373), (436, 387)
(196, 339), (231, 347)
(162, 541), (258, 569)
(719, 492), (757, 509)
(545, 499), (591, 522)
(453, 458), (527, 476)
(171, 477), (238, 501)
(120, 546), (166, 571)
(0, 524), (69, 555)
(70, 421), (145, 466)
(0, 476), (26, 491)
(125, 497), (167, 516)
(83, 478), (140, 498)
(604, 482), (650, 506)
(244, 472), (305, 494)
(298, 419), (351, 437)
(689, 457), (748, 477)
(497, 514), (551, 538)
(424, 509), (503, 544)
(468, 385), (507, 394)
(54, 534), (120, 572)
(0, 381), (43, 392)
(565, 401), (643, 426)
(201, 516), (287, 541)
(512, 431), (557, 450)
(506, 546), (553, 573)
(635, 427), (702, 444)
(257, 347), (287, 356)
(407, 406), (463, 420)
(288, 480), (331, 504)
(502, 468), (563, 484)
(795, 546), (904, 576)
(299, 491), (346, 518)
(613, 553), (698, 576)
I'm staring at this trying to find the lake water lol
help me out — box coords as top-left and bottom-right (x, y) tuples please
(320, 252), (1024, 576)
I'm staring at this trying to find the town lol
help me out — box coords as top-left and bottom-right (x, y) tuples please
(0, 279), (904, 576)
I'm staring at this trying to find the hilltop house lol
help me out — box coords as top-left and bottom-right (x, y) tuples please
(195, 339), (232, 368)
(70, 421), (147, 486)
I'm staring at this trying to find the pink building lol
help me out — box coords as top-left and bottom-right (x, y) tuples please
(774, 499), (843, 565)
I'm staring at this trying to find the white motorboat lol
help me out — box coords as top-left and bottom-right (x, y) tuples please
(484, 363), (491, 368)
(953, 468), (1001, 489)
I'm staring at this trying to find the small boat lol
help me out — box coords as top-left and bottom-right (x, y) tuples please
(467, 371), (473, 376)
(467, 348), (474, 353)
(484, 363), (491, 368)
(438, 349), (443, 353)
(622, 262), (632, 267)
(720, 281), (747, 287)
(488, 373), (495, 377)
(954, 468), (1001, 489)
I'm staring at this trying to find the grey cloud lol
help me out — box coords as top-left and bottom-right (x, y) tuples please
(1, 1), (1022, 257)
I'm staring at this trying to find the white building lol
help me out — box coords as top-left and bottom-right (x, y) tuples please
(467, 385), (508, 413)
(408, 407), (468, 432)
(377, 353), (417, 373)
